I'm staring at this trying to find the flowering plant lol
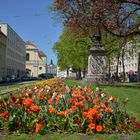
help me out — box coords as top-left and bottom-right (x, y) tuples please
(0, 78), (139, 134)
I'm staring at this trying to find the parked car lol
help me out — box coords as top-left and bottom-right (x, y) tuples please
(39, 73), (54, 79)
(129, 74), (139, 82)
(7, 75), (16, 82)
(15, 77), (21, 82)
(21, 76), (30, 81)
(0, 77), (2, 83)
(2, 77), (10, 83)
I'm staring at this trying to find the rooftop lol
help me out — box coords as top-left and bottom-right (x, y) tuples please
(38, 51), (47, 57)
(26, 40), (37, 47)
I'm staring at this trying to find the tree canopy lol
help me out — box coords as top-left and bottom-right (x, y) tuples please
(53, 29), (92, 72)
(53, 0), (140, 38)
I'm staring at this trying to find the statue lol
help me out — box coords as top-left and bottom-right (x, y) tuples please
(85, 28), (106, 83)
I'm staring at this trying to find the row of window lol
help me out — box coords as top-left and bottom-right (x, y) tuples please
(7, 39), (25, 53)
(7, 48), (26, 63)
(111, 63), (138, 71)
(6, 68), (25, 77)
(0, 35), (6, 45)
(7, 58), (25, 69)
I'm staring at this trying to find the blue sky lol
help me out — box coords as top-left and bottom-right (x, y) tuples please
(0, 0), (63, 64)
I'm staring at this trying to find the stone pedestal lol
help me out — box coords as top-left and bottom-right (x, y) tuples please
(86, 46), (107, 83)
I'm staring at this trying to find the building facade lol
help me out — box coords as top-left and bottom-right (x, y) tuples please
(56, 66), (68, 78)
(47, 60), (57, 75)
(0, 23), (26, 78)
(26, 41), (47, 77)
(110, 42), (140, 76)
(0, 28), (7, 77)
(56, 66), (77, 78)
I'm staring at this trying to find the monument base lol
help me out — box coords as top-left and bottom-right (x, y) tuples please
(84, 73), (106, 83)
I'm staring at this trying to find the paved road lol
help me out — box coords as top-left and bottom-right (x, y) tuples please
(0, 80), (38, 87)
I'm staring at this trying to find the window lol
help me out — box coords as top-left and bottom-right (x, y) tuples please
(39, 67), (42, 70)
(26, 53), (30, 61)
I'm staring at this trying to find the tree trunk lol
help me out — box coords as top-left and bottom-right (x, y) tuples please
(83, 68), (86, 78)
(116, 54), (120, 76)
(138, 53), (140, 82)
(122, 48), (125, 82)
(108, 58), (111, 78)
(67, 68), (69, 77)
(76, 69), (82, 80)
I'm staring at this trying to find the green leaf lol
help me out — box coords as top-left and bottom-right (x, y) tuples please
(22, 111), (26, 123)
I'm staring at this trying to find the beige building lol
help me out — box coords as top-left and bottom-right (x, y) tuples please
(26, 41), (47, 77)
(110, 42), (140, 75)
(0, 23), (26, 78)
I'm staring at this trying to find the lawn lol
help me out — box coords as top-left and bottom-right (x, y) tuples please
(0, 81), (38, 95)
(1, 132), (140, 140)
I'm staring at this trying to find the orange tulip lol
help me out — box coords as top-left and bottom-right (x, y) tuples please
(57, 111), (67, 118)
(93, 97), (100, 103)
(88, 123), (95, 129)
(49, 107), (56, 113)
(69, 98), (73, 104)
(75, 101), (84, 108)
(71, 106), (77, 111)
(109, 96), (115, 101)
(35, 123), (43, 133)
(30, 105), (41, 112)
(49, 98), (53, 105)
(96, 125), (103, 132)
(105, 108), (113, 113)
(23, 98), (33, 107)
(97, 113), (101, 118)
(0, 111), (10, 118)
(26, 108), (31, 113)
(27, 91), (32, 96)
(69, 106), (77, 113)
(83, 112), (88, 118)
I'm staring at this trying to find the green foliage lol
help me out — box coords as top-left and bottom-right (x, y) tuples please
(53, 29), (92, 71)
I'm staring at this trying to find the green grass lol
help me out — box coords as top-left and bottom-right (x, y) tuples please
(0, 81), (37, 95)
(1, 132), (140, 140)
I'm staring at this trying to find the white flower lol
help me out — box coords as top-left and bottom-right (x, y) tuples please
(59, 94), (65, 98)
(101, 93), (106, 97)
(65, 85), (70, 93)
(52, 92), (57, 99)
(95, 87), (99, 91)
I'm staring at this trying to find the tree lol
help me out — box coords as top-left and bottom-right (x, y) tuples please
(53, 29), (92, 79)
(53, 0), (140, 38)
(102, 33), (120, 78)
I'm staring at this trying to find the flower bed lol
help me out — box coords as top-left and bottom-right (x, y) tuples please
(0, 78), (140, 134)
